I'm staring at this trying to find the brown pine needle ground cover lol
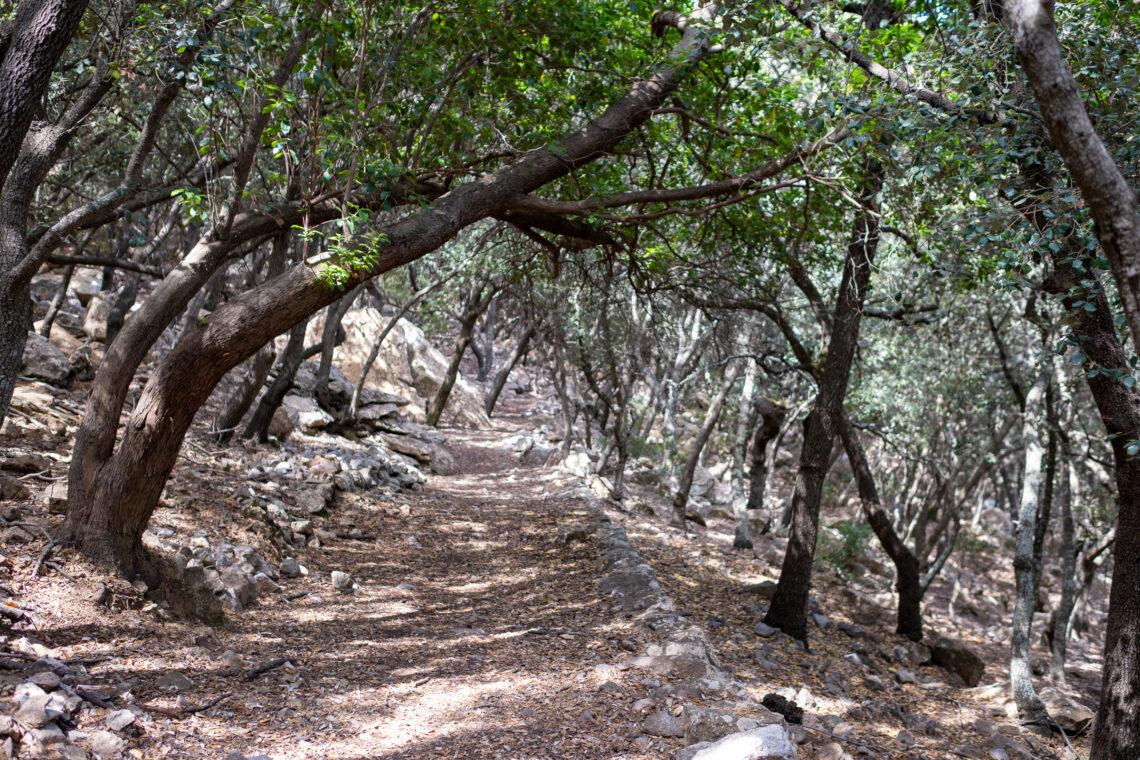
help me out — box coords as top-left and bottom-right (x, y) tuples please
(607, 479), (1096, 760)
(0, 387), (674, 759)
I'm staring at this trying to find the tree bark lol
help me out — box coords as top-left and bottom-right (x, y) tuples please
(1043, 257), (1140, 759)
(314, 284), (362, 409)
(1010, 365), (1053, 735)
(1050, 449), (1077, 685)
(486, 322), (537, 417)
(764, 159), (883, 643)
(672, 363), (740, 527)
(738, 397), (785, 548)
(836, 411), (925, 641)
(729, 359), (759, 546)
(1009, 0), (1140, 362)
(426, 283), (497, 426)
(0, 0), (90, 195)
(37, 264), (73, 337)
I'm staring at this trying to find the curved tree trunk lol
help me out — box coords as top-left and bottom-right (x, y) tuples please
(764, 159), (882, 643)
(314, 283), (362, 408)
(736, 396), (785, 549)
(672, 363), (740, 527)
(426, 283), (497, 427)
(486, 322), (536, 417)
(213, 343), (276, 444)
(836, 411), (924, 641)
(62, 9), (719, 576)
(242, 319), (318, 442)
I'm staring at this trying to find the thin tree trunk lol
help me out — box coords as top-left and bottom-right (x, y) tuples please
(765, 159), (883, 643)
(314, 283), (362, 409)
(837, 411), (925, 641)
(105, 271), (140, 346)
(475, 294), (497, 381)
(672, 363), (740, 526)
(37, 264), (73, 337)
(486, 323), (536, 416)
(1010, 364), (1053, 735)
(1050, 450), (1077, 685)
(348, 268), (456, 418)
(242, 319), (310, 442)
(426, 283), (496, 426)
(738, 398), (785, 548)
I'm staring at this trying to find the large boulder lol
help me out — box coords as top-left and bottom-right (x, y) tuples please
(307, 309), (490, 428)
(20, 332), (71, 387)
(1038, 687), (1095, 736)
(269, 394), (335, 440)
(929, 634), (985, 686)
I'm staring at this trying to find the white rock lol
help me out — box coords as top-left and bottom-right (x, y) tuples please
(105, 709), (135, 731)
(682, 726), (798, 760)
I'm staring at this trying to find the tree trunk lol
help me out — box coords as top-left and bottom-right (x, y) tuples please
(672, 363), (740, 526)
(37, 263), (73, 337)
(1010, 364), (1053, 735)
(426, 283), (496, 426)
(836, 411), (925, 641)
(729, 361), (759, 546)
(738, 397), (785, 548)
(764, 159), (883, 643)
(1050, 451), (1077, 685)
(0, 0), (90, 195)
(1043, 256), (1140, 759)
(63, 8), (720, 575)
(314, 284), (362, 408)
(475, 294), (497, 381)
(486, 323), (536, 416)
(242, 319), (311, 442)
(213, 343), (276, 444)
(105, 271), (140, 346)
(1009, 0), (1140, 359)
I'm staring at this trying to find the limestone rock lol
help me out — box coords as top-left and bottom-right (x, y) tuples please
(81, 294), (110, 342)
(279, 395), (335, 433)
(929, 635), (985, 686)
(684, 704), (785, 744)
(21, 332), (72, 387)
(90, 730), (126, 757)
(309, 311), (490, 428)
(680, 725), (798, 760)
(331, 571), (354, 592)
(1038, 687), (1095, 736)
(643, 710), (685, 737)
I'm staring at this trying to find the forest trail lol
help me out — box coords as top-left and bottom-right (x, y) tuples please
(5, 400), (669, 760)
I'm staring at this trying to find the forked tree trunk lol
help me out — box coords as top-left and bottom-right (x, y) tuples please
(242, 319), (316, 442)
(836, 411), (924, 641)
(736, 397), (785, 548)
(672, 363), (740, 527)
(213, 344), (276, 444)
(426, 283), (497, 426)
(764, 160), (883, 643)
(486, 323), (536, 416)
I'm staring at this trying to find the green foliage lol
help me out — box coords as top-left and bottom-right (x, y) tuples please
(816, 520), (873, 580)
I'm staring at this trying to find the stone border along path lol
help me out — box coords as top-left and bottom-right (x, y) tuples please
(566, 486), (801, 760)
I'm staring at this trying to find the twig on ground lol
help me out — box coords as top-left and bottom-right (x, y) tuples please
(32, 540), (57, 578)
(139, 692), (232, 718)
(75, 686), (115, 709)
(244, 657), (292, 681)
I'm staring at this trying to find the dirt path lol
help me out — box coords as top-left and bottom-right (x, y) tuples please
(25, 418), (665, 760)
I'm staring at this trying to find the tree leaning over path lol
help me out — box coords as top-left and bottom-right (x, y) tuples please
(62, 5), (729, 578)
